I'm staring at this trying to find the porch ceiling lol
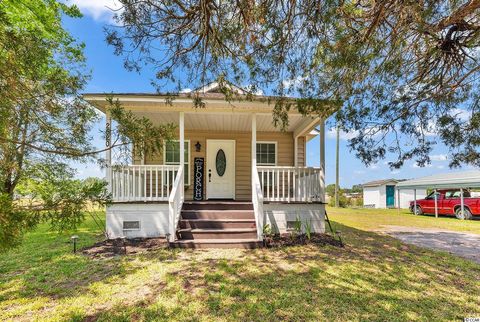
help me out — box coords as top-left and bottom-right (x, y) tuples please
(137, 111), (310, 132)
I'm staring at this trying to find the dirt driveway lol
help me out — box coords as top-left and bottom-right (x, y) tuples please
(379, 226), (480, 264)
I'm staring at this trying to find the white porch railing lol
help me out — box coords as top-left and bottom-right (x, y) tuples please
(257, 166), (322, 202)
(252, 165), (264, 241)
(110, 165), (180, 202)
(168, 166), (184, 242)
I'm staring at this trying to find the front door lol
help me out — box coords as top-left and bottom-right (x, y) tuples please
(206, 140), (235, 199)
(386, 185), (395, 207)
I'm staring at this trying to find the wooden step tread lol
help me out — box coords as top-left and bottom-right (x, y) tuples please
(178, 228), (257, 233)
(183, 201), (252, 205)
(173, 238), (259, 244)
(182, 209), (254, 213)
(170, 239), (262, 249)
(180, 218), (255, 222)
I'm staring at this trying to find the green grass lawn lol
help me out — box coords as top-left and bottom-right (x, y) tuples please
(327, 206), (480, 234)
(1, 210), (479, 321)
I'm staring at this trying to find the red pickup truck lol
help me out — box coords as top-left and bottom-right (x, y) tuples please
(409, 189), (480, 220)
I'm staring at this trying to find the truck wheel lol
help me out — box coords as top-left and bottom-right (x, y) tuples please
(455, 207), (472, 220)
(413, 205), (423, 215)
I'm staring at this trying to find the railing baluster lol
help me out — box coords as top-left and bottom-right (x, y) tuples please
(161, 167), (165, 199)
(155, 167), (158, 199)
(150, 166), (153, 201)
(267, 168), (270, 200)
(287, 169), (290, 202)
(276, 169), (279, 201)
(166, 167), (170, 199)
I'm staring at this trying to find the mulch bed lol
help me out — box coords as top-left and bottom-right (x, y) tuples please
(82, 237), (168, 258)
(82, 233), (343, 257)
(264, 233), (344, 248)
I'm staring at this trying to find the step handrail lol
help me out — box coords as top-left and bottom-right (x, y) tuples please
(168, 165), (184, 242)
(252, 165), (264, 241)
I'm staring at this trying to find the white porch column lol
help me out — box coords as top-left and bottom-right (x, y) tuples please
(434, 189), (438, 218)
(252, 114), (257, 169)
(319, 119), (325, 203)
(179, 112), (185, 200)
(105, 111), (112, 193)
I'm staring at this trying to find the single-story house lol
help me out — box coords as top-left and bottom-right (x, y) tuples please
(362, 179), (427, 209)
(83, 82), (331, 248)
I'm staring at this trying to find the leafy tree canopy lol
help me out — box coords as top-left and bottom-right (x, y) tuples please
(0, 0), (174, 249)
(107, 0), (480, 168)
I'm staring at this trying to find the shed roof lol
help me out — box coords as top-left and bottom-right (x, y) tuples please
(362, 179), (400, 187)
(396, 170), (480, 189)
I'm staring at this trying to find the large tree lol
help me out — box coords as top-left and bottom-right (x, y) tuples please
(0, 0), (173, 249)
(107, 0), (480, 168)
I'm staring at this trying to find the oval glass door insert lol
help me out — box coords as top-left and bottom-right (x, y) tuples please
(216, 149), (226, 176)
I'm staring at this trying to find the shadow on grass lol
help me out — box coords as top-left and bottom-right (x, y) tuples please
(65, 222), (480, 321)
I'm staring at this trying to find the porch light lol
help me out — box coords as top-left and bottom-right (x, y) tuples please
(195, 141), (201, 152)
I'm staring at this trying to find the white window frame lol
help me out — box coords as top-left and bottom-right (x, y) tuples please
(122, 220), (141, 231)
(163, 140), (191, 185)
(256, 141), (277, 166)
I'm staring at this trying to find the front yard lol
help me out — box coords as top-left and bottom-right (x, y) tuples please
(1, 210), (479, 321)
(327, 206), (480, 234)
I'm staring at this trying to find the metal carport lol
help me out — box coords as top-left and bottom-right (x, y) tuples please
(396, 170), (480, 219)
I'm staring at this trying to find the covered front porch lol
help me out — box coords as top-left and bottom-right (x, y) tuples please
(85, 91), (327, 244)
(106, 111), (325, 204)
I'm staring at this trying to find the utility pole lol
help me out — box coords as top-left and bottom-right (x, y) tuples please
(335, 125), (340, 207)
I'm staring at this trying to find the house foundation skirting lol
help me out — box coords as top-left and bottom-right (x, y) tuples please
(106, 204), (169, 239)
(106, 203), (325, 239)
(263, 203), (325, 234)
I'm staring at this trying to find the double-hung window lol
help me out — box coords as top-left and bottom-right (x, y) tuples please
(164, 140), (190, 185)
(256, 142), (277, 166)
(256, 142), (277, 187)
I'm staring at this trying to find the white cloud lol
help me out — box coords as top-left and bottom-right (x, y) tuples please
(180, 88), (192, 93)
(282, 76), (305, 90)
(327, 128), (358, 140)
(390, 170), (400, 174)
(354, 170), (366, 175)
(415, 119), (437, 137)
(68, 0), (122, 21)
(368, 164), (378, 170)
(412, 163), (433, 169)
(430, 154), (448, 161)
(436, 165), (445, 169)
(449, 108), (470, 122)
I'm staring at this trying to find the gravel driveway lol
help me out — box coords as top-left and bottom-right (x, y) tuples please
(380, 226), (480, 264)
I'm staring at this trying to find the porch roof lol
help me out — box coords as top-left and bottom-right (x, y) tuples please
(83, 93), (325, 134)
(83, 92), (319, 114)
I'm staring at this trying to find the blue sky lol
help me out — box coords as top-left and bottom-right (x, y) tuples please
(64, 0), (466, 188)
